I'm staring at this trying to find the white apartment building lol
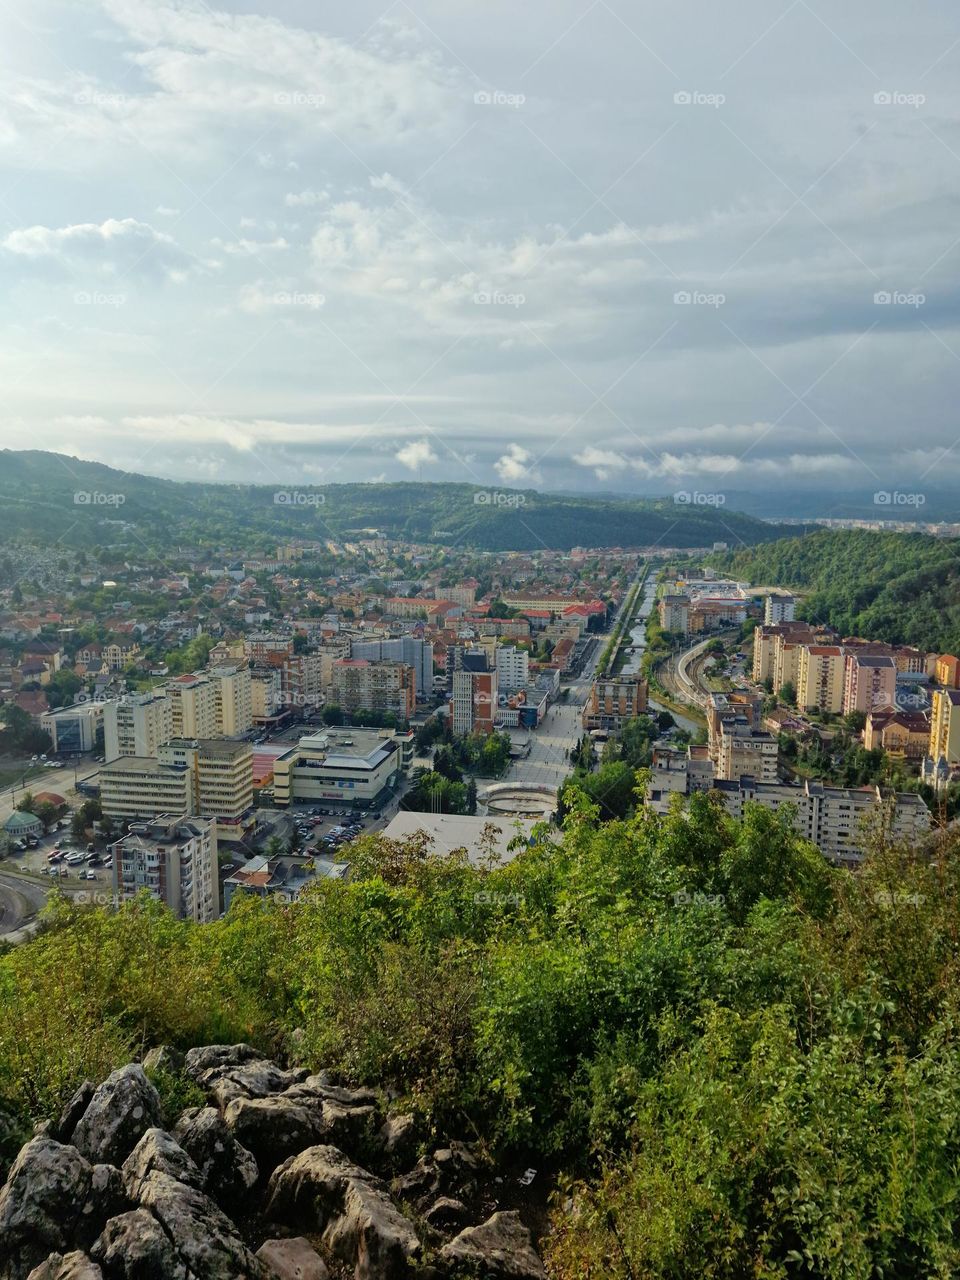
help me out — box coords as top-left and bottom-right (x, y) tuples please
(210, 663), (253, 736)
(495, 645), (530, 691)
(716, 726), (779, 783)
(103, 692), (173, 763)
(764, 593), (796, 624)
(110, 815), (219, 922)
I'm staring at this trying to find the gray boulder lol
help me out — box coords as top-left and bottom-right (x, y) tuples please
(423, 1196), (468, 1232)
(440, 1211), (546, 1279)
(120, 1129), (201, 1200)
(255, 1237), (329, 1280)
(25, 1253), (103, 1280)
(71, 1067), (162, 1168)
(183, 1045), (262, 1080)
(91, 1208), (188, 1280)
(205, 1062), (309, 1110)
(222, 1098), (327, 1174)
(135, 1170), (265, 1278)
(377, 1113), (417, 1166)
(55, 1084), (95, 1146)
(0, 1137), (97, 1278)
(173, 1107), (258, 1206)
(140, 1046), (184, 1077)
(265, 1145), (420, 1280)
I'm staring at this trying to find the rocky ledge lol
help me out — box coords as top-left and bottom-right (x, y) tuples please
(0, 1045), (547, 1280)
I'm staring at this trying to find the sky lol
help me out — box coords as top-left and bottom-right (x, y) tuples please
(1, 0), (959, 505)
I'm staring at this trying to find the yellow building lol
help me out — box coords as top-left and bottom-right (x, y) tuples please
(929, 689), (960, 765)
(796, 645), (846, 713)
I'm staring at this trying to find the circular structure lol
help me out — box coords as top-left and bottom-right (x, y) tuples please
(480, 782), (556, 818)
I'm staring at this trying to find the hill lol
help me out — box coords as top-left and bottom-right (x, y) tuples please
(712, 528), (960, 652)
(0, 450), (800, 553)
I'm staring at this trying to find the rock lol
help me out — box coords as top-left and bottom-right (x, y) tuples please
(440, 1211), (546, 1279)
(222, 1098), (327, 1174)
(265, 1145), (420, 1280)
(394, 1141), (480, 1208)
(91, 1208), (188, 1280)
(183, 1044), (262, 1081)
(172, 1107), (258, 1207)
(0, 1137), (96, 1278)
(71, 1067), (162, 1168)
(79, 1165), (129, 1241)
(287, 1079), (380, 1110)
(56, 1084), (95, 1145)
(204, 1062), (309, 1110)
(120, 1129), (201, 1200)
(25, 1253), (103, 1280)
(255, 1237), (329, 1280)
(422, 1197), (468, 1232)
(135, 1170), (264, 1278)
(141, 1046), (184, 1077)
(378, 1113), (417, 1165)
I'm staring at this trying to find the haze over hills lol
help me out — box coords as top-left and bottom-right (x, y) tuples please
(0, 451), (803, 553)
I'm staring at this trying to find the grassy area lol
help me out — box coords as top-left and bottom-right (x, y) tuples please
(0, 763), (46, 790)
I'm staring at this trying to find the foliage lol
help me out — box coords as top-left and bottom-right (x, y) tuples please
(3, 794), (960, 1273)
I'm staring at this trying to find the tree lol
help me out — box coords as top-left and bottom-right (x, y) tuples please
(780, 681), (796, 707)
(321, 705), (344, 726)
(465, 778), (478, 816)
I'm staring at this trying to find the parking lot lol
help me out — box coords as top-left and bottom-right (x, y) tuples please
(7, 821), (113, 894)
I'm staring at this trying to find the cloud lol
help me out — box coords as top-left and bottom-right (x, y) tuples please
(494, 443), (540, 485)
(396, 438), (439, 471)
(2, 218), (199, 281)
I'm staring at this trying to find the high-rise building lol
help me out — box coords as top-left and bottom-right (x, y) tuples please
(764, 593), (796, 624)
(209, 663), (253, 736)
(582, 675), (648, 732)
(350, 637), (433, 700)
(658, 595), (690, 635)
(110, 815), (219, 922)
(929, 688), (960, 765)
(167, 674), (219, 739)
(103, 692), (173, 763)
(842, 653), (897, 716)
(716, 725), (779, 782)
(495, 645), (529, 691)
(796, 645), (847, 713)
(450, 661), (498, 735)
(331, 659), (416, 719)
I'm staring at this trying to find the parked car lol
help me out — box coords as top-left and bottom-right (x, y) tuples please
(81, 870), (97, 881)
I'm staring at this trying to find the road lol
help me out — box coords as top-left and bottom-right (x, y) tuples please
(0, 871), (50, 939)
(499, 566), (647, 793)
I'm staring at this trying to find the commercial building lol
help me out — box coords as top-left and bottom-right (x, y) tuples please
(99, 755), (192, 823)
(331, 659), (416, 719)
(40, 702), (103, 754)
(272, 729), (409, 808)
(842, 653), (897, 716)
(582, 675), (648, 732)
(110, 815), (219, 922)
(103, 692), (173, 763)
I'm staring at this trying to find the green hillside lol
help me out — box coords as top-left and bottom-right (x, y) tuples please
(712, 528), (960, 652)
(0, 450), (800, 553)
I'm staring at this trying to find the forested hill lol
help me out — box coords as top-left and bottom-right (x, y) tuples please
(0, 450), (799, 553)
(712, 528), (960, 652)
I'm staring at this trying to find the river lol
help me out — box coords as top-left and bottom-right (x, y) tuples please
(618, 577), (702, 735)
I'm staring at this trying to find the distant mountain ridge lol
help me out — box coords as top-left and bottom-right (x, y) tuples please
(0, 450), (802, 552)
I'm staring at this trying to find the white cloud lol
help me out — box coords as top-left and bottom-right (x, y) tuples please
(396, 438), (439, 471)
(2, 217), (198, 280)
(494, 443), (540, 485)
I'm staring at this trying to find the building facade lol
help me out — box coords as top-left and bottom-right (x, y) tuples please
(110, 815), (219, 922)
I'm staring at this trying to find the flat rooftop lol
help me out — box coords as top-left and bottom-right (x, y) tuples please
(382, 812), (541, 866)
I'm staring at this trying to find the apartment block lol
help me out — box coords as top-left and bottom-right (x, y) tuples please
(99, 756), (192, 822)
(935, 654), (960, 689)
(167, 674), (219, 739)
(110, 815), (219, 922)
(796, 645), (847, 713)
(350, 637), (434, 699)
(495, 645), (530, 691)
(103, 691), (173, 763)
(331, 659), (416, 719)
(658, 595), (690, 635)
(450, 666), (498, 735)
(929, 688), (960, 765)
(842, 653), (897, 716)
(716, 725), (779, 782)
(210, 663), (253, 735)
(582, 674), (648, 732)
(864, 709), (930, 759)
(764, 593), (796, 624)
